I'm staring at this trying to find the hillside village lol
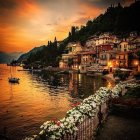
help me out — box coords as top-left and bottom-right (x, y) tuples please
(59, 32), (140, 73)
(17, 1), (140, 77)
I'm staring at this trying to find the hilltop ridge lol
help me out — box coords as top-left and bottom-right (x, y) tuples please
(18, 1), (140, 66)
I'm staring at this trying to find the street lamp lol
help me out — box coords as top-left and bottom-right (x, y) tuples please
(134, 60), (139, 71)
(108, 61), (113, 73)
(134, 60), (139, 66)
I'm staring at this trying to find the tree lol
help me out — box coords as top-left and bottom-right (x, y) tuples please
(48, 41), (50, 46)
(136, 51), (140, 60)
(54, 37), (57, 47)
(71, 26), (76, 36)
(113, 69), (129, 80)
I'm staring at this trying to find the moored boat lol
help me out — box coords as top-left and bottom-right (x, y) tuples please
(87, 69), (103, 76)
(8, 65), (20, 83)
(8, 77), (20, 83)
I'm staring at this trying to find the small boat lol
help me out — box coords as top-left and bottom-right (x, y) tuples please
(31, 69), (42, 72)
(8, 77), (20, 83)
(8, 66), (20, 83)
(87, 69), (102, 76)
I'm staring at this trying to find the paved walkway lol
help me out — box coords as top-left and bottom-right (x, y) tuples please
(96, 111), (140, 140)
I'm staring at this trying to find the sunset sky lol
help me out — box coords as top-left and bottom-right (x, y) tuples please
(0, 0), (133, 53)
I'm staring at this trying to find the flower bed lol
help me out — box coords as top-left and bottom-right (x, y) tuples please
(25, 82), (139, 140)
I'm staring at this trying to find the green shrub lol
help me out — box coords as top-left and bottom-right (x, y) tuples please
(102, 69), (109, 75)
(113, 69), (129, 80)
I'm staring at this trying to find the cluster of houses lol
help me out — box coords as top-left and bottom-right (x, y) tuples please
(59, 32), (140, 73)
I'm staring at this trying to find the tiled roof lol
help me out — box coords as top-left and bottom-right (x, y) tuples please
(80, 51), (96, 55)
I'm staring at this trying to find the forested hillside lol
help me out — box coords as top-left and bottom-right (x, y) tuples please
(18, 1), (140, 67)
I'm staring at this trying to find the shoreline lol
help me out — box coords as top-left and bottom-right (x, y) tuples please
(25, 81), (140, 140)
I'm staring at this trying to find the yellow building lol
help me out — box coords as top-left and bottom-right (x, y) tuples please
(95, 33), (119, 46)
(67, 42), (83, 54)
(118, 40), (129, 52)
(59, 42), (83, 70)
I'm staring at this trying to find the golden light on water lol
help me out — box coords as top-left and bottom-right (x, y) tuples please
(107, 81), (112, 89)
(0, 64), (116, 139)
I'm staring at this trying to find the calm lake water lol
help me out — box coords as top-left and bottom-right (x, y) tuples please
(0, 64), (113, 140)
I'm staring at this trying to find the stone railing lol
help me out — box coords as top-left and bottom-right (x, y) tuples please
(62, 102), (108, 140)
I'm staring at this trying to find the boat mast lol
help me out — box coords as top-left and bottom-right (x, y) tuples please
(10, 66), (12, 78)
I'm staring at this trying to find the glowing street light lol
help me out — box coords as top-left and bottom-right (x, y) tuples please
(108, 61), (113, 73)
(134, 60), (139, 66)
(134, 60), (139, 71)
(108, 61), (112, 67)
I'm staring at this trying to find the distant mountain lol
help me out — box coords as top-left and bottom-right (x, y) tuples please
(17, 45), (45, 62)
(0, 52), (23, 64)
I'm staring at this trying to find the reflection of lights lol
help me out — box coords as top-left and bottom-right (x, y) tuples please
(78, 74), (81, 82)
(107, 82), (112, 88)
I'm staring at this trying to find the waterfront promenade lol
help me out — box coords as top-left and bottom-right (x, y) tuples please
(25, 80), (140, 140)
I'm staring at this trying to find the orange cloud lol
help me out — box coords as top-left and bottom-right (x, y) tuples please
(0, 0), (134, 53)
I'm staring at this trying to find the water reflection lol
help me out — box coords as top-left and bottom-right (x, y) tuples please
(0, 64), (114, 140)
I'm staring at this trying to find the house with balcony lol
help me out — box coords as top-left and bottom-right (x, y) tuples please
(116, 51), (130, 68)
(128, 36), (140, 50)
(95, 33), (119, 46)
(67, 42), (83, 54)
(115, 39), (138, 68)
(80, 51), (96, 66)
(99, 50), (117, 68)
(95, 43), (114, 60)
(118, 40), (130, 52)
(59, 55), (69, 69)
(85, 35), (98, 51)
(59, 42), (83, 70)
(79, 51), (96, 73)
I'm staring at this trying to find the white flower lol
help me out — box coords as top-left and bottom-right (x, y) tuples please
(39, 130), (44, 135)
